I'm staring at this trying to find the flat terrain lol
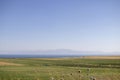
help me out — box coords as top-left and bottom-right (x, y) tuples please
(81, 56), (120, 59)
(0, 56), (120, 80)
(0, 61), (22, 66)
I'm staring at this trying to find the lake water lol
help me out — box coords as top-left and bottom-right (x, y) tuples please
(0, 54), (83, 58)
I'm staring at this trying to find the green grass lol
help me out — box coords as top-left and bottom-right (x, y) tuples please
(0, 57), (120, 80)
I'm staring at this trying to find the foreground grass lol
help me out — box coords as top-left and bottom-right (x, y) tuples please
(0, 56), (120, 80)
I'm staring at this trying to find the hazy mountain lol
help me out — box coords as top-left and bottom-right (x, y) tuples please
(0, 49), (120, 56)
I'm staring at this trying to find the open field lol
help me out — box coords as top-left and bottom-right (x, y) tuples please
(0, 61), (23, 66)
(81, 56), (120, 59)
(0, 56), (120, 80)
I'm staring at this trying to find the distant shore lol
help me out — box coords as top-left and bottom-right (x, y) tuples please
(0, 54), (120, 59)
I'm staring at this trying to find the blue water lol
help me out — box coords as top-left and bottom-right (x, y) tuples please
(0, 54), (83, 58)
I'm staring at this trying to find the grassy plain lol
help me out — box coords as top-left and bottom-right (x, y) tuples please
(0, 56), (120, 80)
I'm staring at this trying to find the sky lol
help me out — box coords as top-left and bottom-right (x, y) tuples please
(0, 0), (120, 53)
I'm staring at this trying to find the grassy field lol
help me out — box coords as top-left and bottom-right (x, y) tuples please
(0, 56), (120, 80)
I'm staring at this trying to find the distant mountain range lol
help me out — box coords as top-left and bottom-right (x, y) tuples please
(0, 49), (120, 56)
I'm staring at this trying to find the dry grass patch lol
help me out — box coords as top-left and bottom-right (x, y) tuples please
(0, 61), (23, 66)
(82, 56), (120, 59)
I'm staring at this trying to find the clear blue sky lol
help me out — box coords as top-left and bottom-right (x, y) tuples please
(0, 0), (120, 52)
